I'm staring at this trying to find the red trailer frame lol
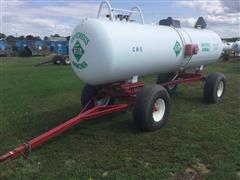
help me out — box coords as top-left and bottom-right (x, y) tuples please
(0, 72), (205, 163)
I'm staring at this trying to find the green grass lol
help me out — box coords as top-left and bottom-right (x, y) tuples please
(0, 56), (239, 180)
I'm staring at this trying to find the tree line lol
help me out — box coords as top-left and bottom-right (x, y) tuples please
(0, 33), (70, 41)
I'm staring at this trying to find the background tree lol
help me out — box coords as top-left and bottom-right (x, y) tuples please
(25, 35), (34, 40)
(51, 34), (60, 37)
(6, 35), (16, 41)
(66, 36), (71, 41)
(44, 36), (49, 41)
(34, 36), (41, 41)
(0, 33), (6, 39)
(18, 35), (25, 40)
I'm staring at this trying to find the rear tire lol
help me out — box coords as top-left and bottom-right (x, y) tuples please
(223, 53), (229, 61)
(204, 72), (226, 103)
(81, 84), (115, 109)
(156, 73), (177, 95)
(133, 84), (171, 132)
(19, 47), (32, 57)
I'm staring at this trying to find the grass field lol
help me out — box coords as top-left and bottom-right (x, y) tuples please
(0, 56), (239, 180)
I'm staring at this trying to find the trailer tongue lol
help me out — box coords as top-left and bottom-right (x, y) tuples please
(0, 103), (129, 162)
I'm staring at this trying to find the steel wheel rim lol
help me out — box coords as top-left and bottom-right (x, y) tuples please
(168, 84), (175, 90)
(65, 58), (70, 64)
(152, 98), (166, 122)
(217, 81), (224, 97)
(94, 96), (111, 106)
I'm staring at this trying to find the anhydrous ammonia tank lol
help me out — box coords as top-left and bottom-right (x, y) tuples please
(223, 42), (234, 51)
(70, 16), (223, 86)
(232, 40), (240, 53)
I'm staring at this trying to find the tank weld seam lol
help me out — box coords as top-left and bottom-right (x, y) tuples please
(171, 26), (192, 68)
(181, 28), (194, 67)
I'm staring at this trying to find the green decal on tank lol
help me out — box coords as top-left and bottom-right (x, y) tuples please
(71, 32), (90, 70)
(71, 32), (90, 46)
(201, 43), (210, 52)
(173, 41), (182, 57)
(72, 41), (85, 62)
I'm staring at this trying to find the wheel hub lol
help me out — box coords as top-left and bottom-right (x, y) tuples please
(65, 58), (70, 64)
(94, 96), (111, 106)
(152, 98), (166, 122)
(217, 81), (224, 97)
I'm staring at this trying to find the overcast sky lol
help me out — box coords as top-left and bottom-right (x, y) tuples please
(1, 0), (239, 38)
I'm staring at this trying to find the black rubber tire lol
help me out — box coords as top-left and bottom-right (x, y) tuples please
(19, 47), (32, 57)
(63, 56), (71, 65)
(52, 55), (63, 65)
(223, 53), (229, 61)
(81, 84), (115, 109)
(204, 72), (226, 103)
(133, 84), (171, 132)
(156, 73), (178, 95)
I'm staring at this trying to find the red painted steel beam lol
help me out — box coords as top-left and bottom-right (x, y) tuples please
(0, 104), (129, 163)
(161, 74), (205, 87)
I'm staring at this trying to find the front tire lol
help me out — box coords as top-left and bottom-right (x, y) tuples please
(133, 85), (171, 132)
(204, 72), (226, 103)
(81, 84), (115, 109)
(156, 73), (177, 95)
(223, 53), (229, 61)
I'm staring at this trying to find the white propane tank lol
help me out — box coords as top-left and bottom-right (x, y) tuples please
(232, 40), (240, 53)
(223, 41), (234, 51)
(69, 2), (223, 85)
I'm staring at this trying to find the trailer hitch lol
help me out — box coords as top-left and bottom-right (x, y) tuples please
(0, 143), (31, 162)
